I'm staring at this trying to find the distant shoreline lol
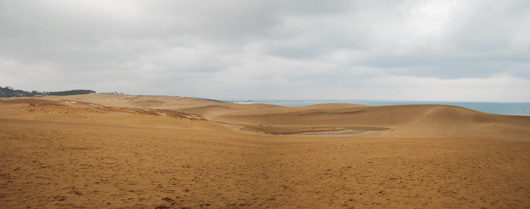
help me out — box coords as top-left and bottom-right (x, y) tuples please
(231, 100), (530, 116)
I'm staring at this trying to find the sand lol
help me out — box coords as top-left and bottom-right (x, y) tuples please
(1, 94), (529, 208)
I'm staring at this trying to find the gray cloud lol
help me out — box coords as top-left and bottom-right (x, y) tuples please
(0, 0), (529, 101)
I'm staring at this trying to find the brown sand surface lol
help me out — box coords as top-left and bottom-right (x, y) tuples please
(1, 95), (530, 208)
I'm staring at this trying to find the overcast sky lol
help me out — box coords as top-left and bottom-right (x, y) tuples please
(1, 0), (529, 101)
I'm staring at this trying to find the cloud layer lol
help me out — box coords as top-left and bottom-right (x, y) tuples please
(1, 0), (529, 101)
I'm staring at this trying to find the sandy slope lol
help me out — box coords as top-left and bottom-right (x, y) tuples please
(1, 95), (529, 209)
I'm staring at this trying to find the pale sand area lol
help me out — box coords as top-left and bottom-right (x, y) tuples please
(1, 94), (529, 208)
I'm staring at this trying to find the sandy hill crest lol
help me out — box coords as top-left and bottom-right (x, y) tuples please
(2, 94), (529, 140)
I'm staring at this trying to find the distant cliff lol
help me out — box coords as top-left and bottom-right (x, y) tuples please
(0, 86), (95, 97)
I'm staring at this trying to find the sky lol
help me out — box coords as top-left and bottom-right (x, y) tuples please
(1, 0), (529, 102)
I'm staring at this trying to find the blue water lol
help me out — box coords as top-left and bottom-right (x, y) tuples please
(232, 100), (530, 116)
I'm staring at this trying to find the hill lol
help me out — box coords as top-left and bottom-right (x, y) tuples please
(0, 86), (95, 97)
(24, 93), (530, 140)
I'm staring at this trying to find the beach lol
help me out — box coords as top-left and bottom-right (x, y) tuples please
(1, 94), (529, 208)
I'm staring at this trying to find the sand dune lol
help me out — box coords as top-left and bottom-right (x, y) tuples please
(185, 102), (529, 140)
(1, 95), (529, 208)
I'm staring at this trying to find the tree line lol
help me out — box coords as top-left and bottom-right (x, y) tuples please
(0, 86), (95, 97)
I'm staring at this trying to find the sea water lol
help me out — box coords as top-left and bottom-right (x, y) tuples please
(232, 100), (530, 116)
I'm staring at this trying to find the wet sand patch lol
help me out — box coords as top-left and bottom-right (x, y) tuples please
(241, 125), (390, 135)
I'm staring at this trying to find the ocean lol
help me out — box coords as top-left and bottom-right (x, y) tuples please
(232, 100), (530, 116)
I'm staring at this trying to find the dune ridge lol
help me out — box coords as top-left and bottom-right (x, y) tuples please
(12, 94), (530, 139)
